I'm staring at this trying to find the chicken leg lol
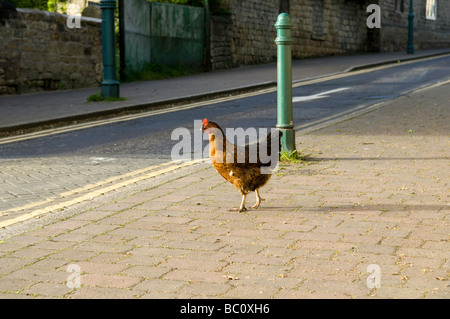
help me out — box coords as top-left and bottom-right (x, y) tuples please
(250, 189), (262, 210)
(229, 194), (247, 212)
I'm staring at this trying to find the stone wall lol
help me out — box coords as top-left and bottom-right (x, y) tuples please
(0, 5), (102, 95)
(210, 0), (450, 70)
(289, 0), (371, 58)
(2, 0), (448, 93)
(210, 0), (372, 70)
(226, 0), (279, 67)
(210, 15), (233, 70)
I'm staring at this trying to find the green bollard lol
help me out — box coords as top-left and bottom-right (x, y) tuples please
(275, 13), (295, 153)
(100, 0), (120, 98)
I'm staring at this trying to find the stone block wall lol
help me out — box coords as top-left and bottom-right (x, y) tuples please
(0, 6), (102, 95)
(209, 0), (279, 70)
(2, 0), (448, 92)
(290, 0), (371, 58)
(227, 0), (279, 67)
(210, 0), (372, 70)
(210, 15), (233, 70)
(210, 0), (450, 70)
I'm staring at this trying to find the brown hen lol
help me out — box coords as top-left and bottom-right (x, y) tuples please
(201, 118), (281, 212)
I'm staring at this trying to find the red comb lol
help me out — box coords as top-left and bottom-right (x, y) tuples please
(202, 118), (208, 125)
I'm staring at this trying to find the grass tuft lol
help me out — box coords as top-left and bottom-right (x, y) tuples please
(86, 93), (126, 103)
(280, 150), (309, 163)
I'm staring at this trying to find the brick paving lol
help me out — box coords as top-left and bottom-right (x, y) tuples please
(0, 82), (448, 299)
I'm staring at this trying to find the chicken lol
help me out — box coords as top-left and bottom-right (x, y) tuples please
(201, 118), (281, 212)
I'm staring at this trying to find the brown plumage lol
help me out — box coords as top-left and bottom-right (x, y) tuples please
(201, 118), (281, 212)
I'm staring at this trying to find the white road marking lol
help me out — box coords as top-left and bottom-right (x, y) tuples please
(293, 87), (349, 103)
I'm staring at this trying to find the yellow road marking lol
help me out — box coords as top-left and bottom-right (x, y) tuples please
(0, 161), (176, 217)
(0, 159), (204, 228)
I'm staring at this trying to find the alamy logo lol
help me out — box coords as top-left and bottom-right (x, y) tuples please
(366, 264), (381, 289)
(367, 4), (381, 29)
(66, 3), (81, 29)
(66, 264), (81, 289)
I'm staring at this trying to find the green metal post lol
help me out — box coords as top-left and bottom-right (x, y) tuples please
(100, 0), (120, 98)
(275, 13), (295, 153)
(407, 0), (414, 54)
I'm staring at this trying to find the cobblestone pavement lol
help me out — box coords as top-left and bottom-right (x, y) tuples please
(0, 82), (448, 299)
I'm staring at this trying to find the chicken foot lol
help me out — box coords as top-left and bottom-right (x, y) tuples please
(249, 189), (262, 210)
(229, 190), (264, 212)
(229, 194), (247, 212)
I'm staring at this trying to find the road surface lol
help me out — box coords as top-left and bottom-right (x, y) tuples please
(0, 55), (449, 227)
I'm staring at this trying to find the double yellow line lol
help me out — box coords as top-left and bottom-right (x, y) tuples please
(0, 159), (204, 228)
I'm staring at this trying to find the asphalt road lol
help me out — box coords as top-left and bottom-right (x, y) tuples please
(2, 55), (450, 159)
(0, 55), (449, 224)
